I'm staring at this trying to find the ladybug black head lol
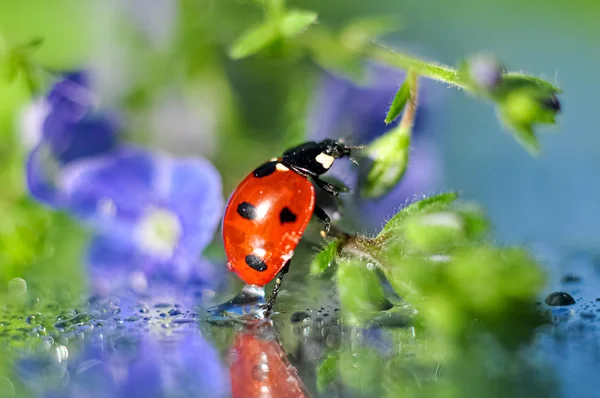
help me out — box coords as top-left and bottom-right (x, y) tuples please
(319, 139), (353, 159)
(281, 139), (363, 176)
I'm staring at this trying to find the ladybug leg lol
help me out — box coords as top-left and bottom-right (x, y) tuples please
(265, 260), (291, 316)
(313, 177), (344, 197)
(314, 206), (331, 237)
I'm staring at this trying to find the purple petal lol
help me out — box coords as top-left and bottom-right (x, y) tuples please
(46, 71), (95, 122)
(87, 234), (220, 294)
(26, 143), (65, 208)
(60, 146), (157, 234)
(166, 157), (223, 256)
(87, 234), (144, 295)
(43, 113), (118, 165)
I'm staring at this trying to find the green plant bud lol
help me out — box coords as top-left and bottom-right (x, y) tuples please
(360, 125), (410, 199)
(496, 79), (561, 155)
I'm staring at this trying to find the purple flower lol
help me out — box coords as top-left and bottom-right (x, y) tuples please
(23, 70), (225, 291)
(57, 146), (224, 292)
(24, 71), (119, 207)
(307, 64), (444, 228)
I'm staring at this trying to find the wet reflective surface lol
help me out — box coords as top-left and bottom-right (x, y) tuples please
(1, 246), (600, 397)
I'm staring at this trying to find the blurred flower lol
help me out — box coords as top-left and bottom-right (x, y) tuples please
(22, 70), (225, 291)
(58, 146), (223, 292)
(307, 64), (443, 228)
(36, 331), (229, 398)
(23, 71), (120, 207)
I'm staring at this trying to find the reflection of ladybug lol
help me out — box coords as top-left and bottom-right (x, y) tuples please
(222, 140), (360, 293)
(229, 321), (308, 398)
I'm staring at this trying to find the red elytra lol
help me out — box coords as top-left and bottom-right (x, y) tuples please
(222, 160), (315, 286)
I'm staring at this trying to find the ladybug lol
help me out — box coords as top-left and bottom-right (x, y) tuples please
(222, 139), (361, 310)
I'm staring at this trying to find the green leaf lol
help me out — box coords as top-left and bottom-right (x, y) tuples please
(384, 78), (411, 124)
(316, 353), (339, 392)
(378, 192), (458, 238)
(502, 72), (562, 94)
(507, 123), (540, 156)
(228, 22), (279, 60)
(280, 10), (317, 38)
(336, 259), (391, 326)
(403, 211), (466, 252)
(340, 16), (402, 52)
(310, 240), (339, 276)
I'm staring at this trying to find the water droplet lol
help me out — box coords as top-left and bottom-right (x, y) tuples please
(227, 349), (239, 364)
(545, 292), (576, 306)
(290, 311), (310, 323)
(580, 311), (596, 320)
(55, 345), (69, 363)
(129, 271), (148, 293)
(251, 363), (269, 381)
(168, 309), (182, 316)
(8, 278), (27, 297)
(561, 274), (581, 283)
(172, 319), (195, 325)
(139, 307), (149, 314)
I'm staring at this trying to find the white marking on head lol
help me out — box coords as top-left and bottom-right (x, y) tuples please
(276, 163), (289, 171)
(254, 248), (267, 257)
(315, 153), (335, 169)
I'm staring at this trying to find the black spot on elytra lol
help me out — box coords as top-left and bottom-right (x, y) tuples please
(253, 161), (277, 178)
(237, 202), (257, 220)
(245, 255), (267, 272)
(279, 207), (297, 224)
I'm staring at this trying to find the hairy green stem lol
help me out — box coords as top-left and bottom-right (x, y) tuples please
(399, 70), (419, 132)
(365, 43), (463, 89)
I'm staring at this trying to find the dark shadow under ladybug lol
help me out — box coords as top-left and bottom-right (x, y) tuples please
(209, 139), (364, 321)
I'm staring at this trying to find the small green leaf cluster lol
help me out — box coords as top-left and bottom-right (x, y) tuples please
(228, 2), (317, 60)
(361, 71), (417, 198)
(458, 55), (561, 155)
(312, 193), (552, 396)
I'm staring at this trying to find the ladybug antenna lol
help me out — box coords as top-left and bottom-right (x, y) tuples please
(348, 156), (360, 166)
